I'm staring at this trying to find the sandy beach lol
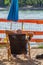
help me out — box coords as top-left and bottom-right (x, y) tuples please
(0, 47), (43, 65)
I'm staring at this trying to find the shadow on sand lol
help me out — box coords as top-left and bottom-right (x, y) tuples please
(2, 57), (41, 65)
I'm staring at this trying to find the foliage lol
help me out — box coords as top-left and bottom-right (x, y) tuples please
(0, 0), (43, 7)
(4, 0), (10, 5)
(18, 0), (43, 7)
(38, 45), (43, 48)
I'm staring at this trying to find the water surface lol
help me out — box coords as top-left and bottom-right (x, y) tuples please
(0, 10), (43, 19)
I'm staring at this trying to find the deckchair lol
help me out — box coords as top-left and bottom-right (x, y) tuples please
(5, 30), (31, 60)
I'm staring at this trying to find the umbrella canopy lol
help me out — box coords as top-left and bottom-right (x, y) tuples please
(7, 0), (18, 21)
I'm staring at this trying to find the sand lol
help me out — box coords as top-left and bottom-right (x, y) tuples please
(0, 47), (43, 65)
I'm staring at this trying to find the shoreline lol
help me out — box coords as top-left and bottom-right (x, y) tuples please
(0, 6), (9, 11)
(0, 6), (43, 11)
(19, 6), (43, 10)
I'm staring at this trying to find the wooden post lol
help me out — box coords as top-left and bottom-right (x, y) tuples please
(5, 31), (11, 61)
(28, 41), (31, 58)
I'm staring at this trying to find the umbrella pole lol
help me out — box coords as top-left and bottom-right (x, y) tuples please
(10, 21), (12, 30)
(22, 22), (23, 30)
(10, 22), (23, 30)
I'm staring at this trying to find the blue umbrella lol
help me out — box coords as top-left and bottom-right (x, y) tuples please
(7, 0), (18, 21)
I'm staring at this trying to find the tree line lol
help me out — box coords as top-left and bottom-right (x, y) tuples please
(18, 0), (43, 7)
(0, 0), (43, 7)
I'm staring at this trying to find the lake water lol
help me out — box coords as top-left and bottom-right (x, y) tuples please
(0, 10), (43, 19)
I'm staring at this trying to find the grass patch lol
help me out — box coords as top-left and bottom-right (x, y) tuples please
(38, 45), (43, 48)
(0, 44), (6, 48)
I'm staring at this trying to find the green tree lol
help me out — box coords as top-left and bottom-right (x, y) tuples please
(18, 0), (43, 7)
(26, 0), (32, 5)
(41, 0), (43, 6)
(4, 0), (10, 5)
(19, 0), (24, 7)
(31, 0), (37, 6)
